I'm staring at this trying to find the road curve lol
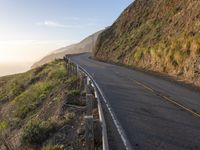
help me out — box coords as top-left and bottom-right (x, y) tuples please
(71, 53), (200, 150)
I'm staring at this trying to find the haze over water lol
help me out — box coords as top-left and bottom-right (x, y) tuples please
(0, 62), (33, 77)
(0, 0), (132, 77)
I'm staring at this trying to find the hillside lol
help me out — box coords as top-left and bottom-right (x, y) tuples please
(32, 30), (102, 68)
(0, 60), (87, 150)
(94, 0), (200, 87)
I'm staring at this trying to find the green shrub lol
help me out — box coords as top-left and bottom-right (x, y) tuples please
(66, 90), (84, 106)
(48, 64), (67, 81)
(21, 120), (55, 145)
(0, 70), (34, 102)
(13, 82), (53, 119)
(42, 145), (63, 150)
(67, 90), (80, 97)
(133, 49), (143, 61)
(0, 121), (9, 132)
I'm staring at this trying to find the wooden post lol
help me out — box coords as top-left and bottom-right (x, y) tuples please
(67, 62), (70, 75)
(85, 116), (94, 150)
(71, 63), (74, 75)
(86, 83), (94, 95)
(71, 63), (73, 75)
(64, 56), (69, 63)
(77, 66), (80, 78)
(67, 62), (70, 76)
(69, 62), (72, 76)
(79, 74), (83, 90)
(73, 64), (76, 75)
(84, 77), (88, 93)
(94, 120), (102, 149)
(86, 94), (94, 115)
(75, 64), (78, 77)
(76, 66), (80, 89)
(72, 63), (75, 74)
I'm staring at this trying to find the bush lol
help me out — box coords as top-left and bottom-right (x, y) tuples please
(133, 49), (143, 61)
(66, 90), (85, 106)
(0, 121), (8, 133)
(13, 82), (52, 119)
(48, 64), (67, 81)
(21, 120), (55, 145)
(42, 145), (63, 150)
(67, 90), (80, 97)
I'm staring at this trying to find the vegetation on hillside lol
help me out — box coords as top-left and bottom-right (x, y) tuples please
(94, 0), (200, 86)
(0, 60), (86, 150)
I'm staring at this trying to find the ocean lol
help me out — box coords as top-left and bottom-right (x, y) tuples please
(0, 62), (33, 77)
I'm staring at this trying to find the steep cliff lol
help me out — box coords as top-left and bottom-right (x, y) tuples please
(94, 0), (200, 86)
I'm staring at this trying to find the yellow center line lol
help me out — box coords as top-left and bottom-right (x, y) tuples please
(134, 80), (200, 118)
(135, 81), (154, 92)
(162, 96), (200, 118)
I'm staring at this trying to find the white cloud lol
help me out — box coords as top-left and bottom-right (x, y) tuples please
(64, 17), (101, 22)
(36, 20), (66, 28)
(36, 20), (97, 28)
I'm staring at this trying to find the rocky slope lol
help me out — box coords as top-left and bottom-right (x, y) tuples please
(32, 30), (102, 68)
(0, 60), (87, 150)
(94, 0), (200, 87)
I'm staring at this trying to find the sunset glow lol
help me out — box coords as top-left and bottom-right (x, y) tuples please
(0, 0), (132, 76)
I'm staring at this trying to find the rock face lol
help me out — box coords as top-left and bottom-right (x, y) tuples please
(32, 30), (102, 68)
(94, 0), (200, 86)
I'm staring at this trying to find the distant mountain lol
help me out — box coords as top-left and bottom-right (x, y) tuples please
(32, 30), (102, 68)
(94, 0), (200, 87)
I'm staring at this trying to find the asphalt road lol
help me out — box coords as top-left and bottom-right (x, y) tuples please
(71, 53), (200, 150)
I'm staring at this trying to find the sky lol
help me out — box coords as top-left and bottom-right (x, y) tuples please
(0, 0), (133, 76)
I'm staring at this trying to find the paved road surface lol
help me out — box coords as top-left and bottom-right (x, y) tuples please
(71, 53), (200, 150)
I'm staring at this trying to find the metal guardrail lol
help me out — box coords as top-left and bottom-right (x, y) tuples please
(65, 56), (109, 150)
(78, 65), (109, 150)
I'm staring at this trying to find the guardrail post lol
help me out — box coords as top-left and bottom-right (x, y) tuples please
(76, 65), (79, 76)
(86, 94), (94, 115)
(73, 64), (76, 75)
(74, 64), (77, 75)
(68, 62), (109, 150)
(71, 63), (73, 75)
(71, 63), (74, 74)
(85, 116), (94, 150)
(68, 62), (70, 76)
(85, 77), (89, 93)
(79, 73), (85, 90)
(68, 62), (72, 76)
(70, 63), (73, 75)
(94, 120), (102, 149)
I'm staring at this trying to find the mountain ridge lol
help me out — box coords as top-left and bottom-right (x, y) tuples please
(32, 30), (102, 68)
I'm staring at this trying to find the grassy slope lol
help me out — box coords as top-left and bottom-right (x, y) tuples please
(0, 60), (86, 150)
(94, 0), (200, 86)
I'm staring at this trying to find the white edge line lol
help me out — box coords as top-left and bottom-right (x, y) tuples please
(72, 60), (133, 150)
(79, 66), (109, 150)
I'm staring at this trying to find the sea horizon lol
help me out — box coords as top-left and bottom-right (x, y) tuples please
(0, 62), (33, 77)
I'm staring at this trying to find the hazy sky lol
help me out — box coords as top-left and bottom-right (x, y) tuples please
(0, 0), (132, 64)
